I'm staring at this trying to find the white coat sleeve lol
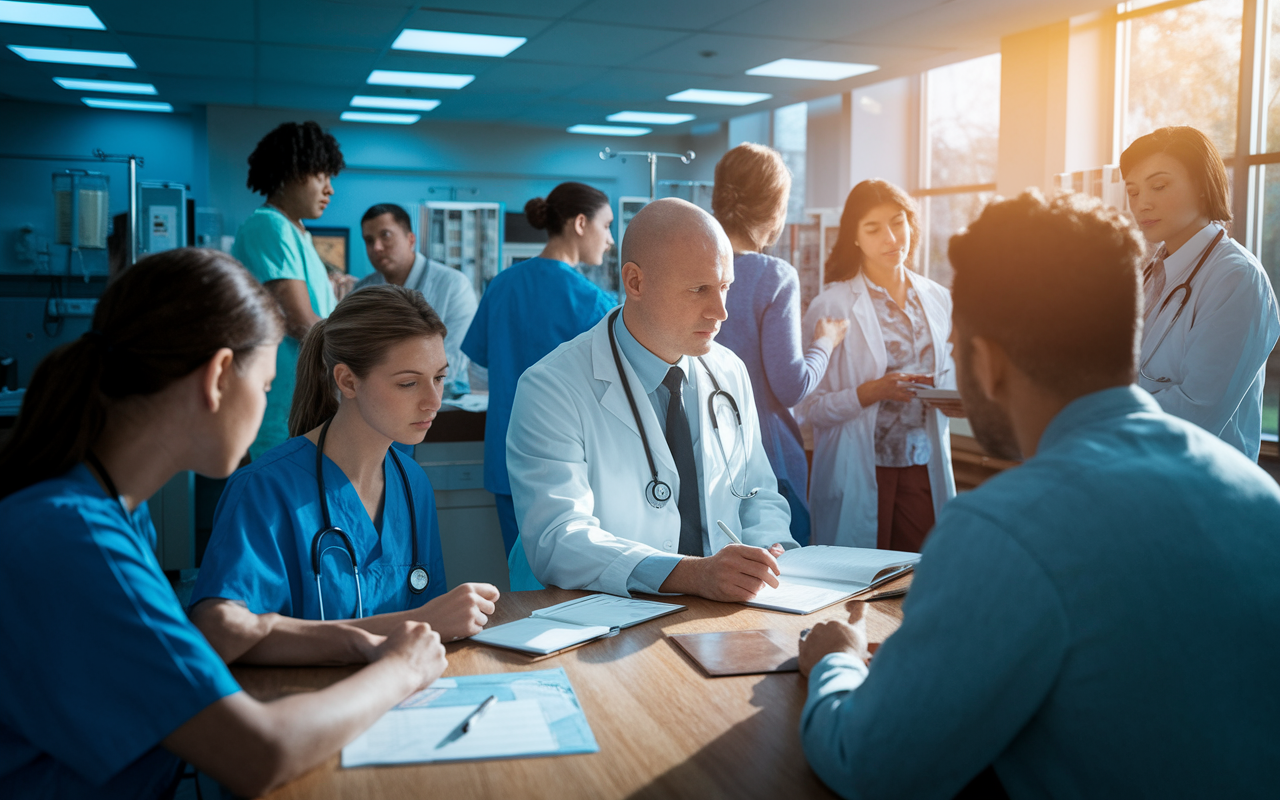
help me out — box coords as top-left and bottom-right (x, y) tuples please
(441, 271), (479, 380)
(797, 298), (871, 428)
(1148, 263), (1280, 437)
(506, 364), (667, 597)
(733, 362), (799, 549)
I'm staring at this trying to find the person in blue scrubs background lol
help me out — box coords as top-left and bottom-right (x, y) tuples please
(461, 182), (617, 556)
(796, 192), (1280, 798)
(234, 121), (353, 459)
(0, 249), (447, 799)
(191, 285), (500, 664)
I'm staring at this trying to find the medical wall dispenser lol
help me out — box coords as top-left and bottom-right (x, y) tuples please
(135, 181), (188, 258)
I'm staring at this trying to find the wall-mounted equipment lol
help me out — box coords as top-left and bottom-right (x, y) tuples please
(420, 202), (504, 296)
(135, 181), (188, 258)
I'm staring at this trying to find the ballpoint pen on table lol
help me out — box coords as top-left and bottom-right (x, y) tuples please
(435, 694), (497, 750)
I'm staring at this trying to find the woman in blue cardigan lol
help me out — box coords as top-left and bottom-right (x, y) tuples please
(714, 143), (848, 545)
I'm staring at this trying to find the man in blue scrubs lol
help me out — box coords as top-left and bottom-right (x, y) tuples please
(797, 191), (1280, 798)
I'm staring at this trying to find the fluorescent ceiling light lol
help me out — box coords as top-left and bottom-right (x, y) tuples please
(8, 45), (135, 68)
(350, 95), (440, 112)
(607, 111), (695, 125)
(82, 97), (172, 112)
(55, 77), (156, 94)
(392, 28), (525, 57)
(567, 124), (650, 137)
(367, 69), (473, 89)
(667, 88), (771, 106)
(746, 58), (879, 81)
(0, 1), (104, 29)
(341, 110), (420, 125)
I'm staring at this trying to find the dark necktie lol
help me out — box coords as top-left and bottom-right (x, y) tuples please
(662, 366), (704, 556)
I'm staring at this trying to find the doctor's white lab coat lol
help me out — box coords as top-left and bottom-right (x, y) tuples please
(1138, 223), (1280, 460)
(799, 274), (957, 548)
(506, 313), (795, 597)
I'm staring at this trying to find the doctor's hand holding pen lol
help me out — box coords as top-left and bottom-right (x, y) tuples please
(658, 543), (787, 603)
(857, 372), (933, 407)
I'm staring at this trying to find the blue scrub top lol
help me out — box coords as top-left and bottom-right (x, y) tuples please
(460, 257), (615, 495)
(0, 465), (239, 798)
(192, 437), (448, 620)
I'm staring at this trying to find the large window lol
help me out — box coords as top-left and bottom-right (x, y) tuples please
(918, 53), (1001, 287)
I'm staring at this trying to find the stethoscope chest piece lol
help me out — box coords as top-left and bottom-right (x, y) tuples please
(408, 565), (430, 594)
(646, 479), (672, 508)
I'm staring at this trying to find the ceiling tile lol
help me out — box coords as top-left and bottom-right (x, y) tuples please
(116, 35), (255, 79)
(257, 0), (408, 49)
(711, 0), (941, 41)
(254, 82), (355, 112)
(257, 45), (379, 87)
(514, 21), (690, 67)
(627, 33), (810, 78)
(155, 76), (255, 106)
(568, 0), (757, 31)
(399, 9), (555, 39)
(464, 62), (594, 100)
(394, 0), (581, 17)
(93, 0), (255, 41)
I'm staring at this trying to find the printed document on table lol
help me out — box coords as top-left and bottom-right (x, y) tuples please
(341, 668), (598, 768)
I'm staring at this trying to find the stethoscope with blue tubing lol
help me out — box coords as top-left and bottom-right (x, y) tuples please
(606, 308), (758, 508)
(311, 416), (429, 620)
(1139, 228), (1225, 384)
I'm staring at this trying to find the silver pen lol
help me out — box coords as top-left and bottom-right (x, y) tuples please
(435, 694), (497, 749)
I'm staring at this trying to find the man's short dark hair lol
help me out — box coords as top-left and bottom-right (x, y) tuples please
(361, 203), (413, 234)
(948, 190), (1145, 396)
(245, 121), (345, 197)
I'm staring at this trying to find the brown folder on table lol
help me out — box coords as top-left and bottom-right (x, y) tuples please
(669, 629), (799, 677)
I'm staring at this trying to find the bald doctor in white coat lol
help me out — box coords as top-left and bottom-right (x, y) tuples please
(799, 186), (956, 550)
(505, 199), (796, 599)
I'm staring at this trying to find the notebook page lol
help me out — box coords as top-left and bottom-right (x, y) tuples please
(777, 546), (919, 586)
(745, 579), (852, 615)
(342, 699), (557, 766)
(531, 594), (682, 628)
(471, 617), (612, 655)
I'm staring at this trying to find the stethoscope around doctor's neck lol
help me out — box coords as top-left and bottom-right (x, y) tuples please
(1139, 228), (1225, 384)
(606, 308), (758, 508)
(311, 416), (429, 621)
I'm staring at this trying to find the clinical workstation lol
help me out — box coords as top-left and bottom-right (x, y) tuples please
(3, 0), (1280, 798)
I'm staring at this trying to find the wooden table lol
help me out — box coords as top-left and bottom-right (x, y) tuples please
(236, 578), (910, 800)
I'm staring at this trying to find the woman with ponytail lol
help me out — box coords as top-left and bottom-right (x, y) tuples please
(0, 249), (447, 798)
(461, 181), (616, 556)
(191, 285), (499, 661)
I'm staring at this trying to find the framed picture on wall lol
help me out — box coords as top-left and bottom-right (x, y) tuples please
(306, 226), (349, 273)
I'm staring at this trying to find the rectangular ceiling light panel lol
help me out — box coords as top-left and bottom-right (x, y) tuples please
(391, 29), (525, 57)
(341, 111), (421, 124)
(367, 69), (473, 89)
(567, 124), (650, 137)
(55, 77), (156, 94)
(746, 58), (879, 81)
(351, 95), (440, 111)
(606, 111), (695, 125)
(0, 1), (104, 29)
(666, 88), (771, 106)
(82, 97), (172, 112)
(9, 45), (135, 67)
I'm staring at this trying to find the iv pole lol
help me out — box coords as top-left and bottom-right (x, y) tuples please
(598, 148), (696, 200)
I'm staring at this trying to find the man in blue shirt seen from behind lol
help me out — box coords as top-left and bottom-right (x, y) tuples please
(797, 190), (1280, 799)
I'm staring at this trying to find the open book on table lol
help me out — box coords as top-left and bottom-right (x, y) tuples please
(745, 546), (920, 615)
(472, 593), (685, 656)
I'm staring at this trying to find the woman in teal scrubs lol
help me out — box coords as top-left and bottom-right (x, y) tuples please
(461, 182), (617, 557)
(190, 286), (500, 663)
(234, 120), (351, 458)
(0, 249), (447, 799)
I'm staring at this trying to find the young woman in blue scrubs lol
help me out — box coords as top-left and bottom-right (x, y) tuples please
(191, 285), (499, 663)
(0, 249), (447, 798)
(461, 182), (617, 556)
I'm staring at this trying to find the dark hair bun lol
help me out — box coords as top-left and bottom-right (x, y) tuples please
(525, 197), (550, 230)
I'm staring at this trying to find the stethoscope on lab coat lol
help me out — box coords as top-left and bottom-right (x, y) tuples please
(606, 308), (758, 508)
(1139, 228), (1225, 384)
(311, 417), (429, 620)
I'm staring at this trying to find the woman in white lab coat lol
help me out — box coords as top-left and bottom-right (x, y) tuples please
(800, 180), (957, 551)
(1120, 126), (1279, 460)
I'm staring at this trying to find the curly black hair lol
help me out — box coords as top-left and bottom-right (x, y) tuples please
(245, 121), (346, 196)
